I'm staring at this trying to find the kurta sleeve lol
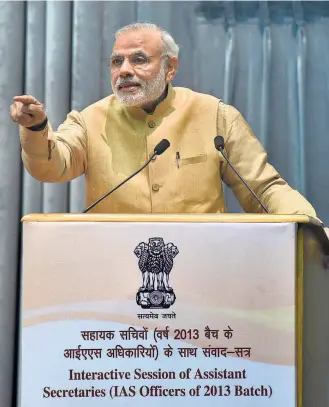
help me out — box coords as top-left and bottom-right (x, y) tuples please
(219, 103), (318, 218)
(20, 110), (87, 183)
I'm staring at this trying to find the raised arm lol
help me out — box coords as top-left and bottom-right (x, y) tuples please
(11, 95), (87, 183)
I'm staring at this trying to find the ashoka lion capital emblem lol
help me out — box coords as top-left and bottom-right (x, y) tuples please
(134, 238), (179, 309)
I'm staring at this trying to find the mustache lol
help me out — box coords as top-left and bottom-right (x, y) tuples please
(116, 77), (143, 88)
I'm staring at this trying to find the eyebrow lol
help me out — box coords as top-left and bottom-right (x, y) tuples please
(111, 49), (148, 58)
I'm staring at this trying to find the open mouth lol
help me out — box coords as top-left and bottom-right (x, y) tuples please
(118, 83), (141, 92)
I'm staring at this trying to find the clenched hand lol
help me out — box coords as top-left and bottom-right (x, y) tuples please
(10, 95), (47, 128)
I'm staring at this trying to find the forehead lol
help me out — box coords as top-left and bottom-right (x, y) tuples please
(113, 29), (162, 56)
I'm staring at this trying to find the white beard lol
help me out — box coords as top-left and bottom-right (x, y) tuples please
(113, 64), (167, 107)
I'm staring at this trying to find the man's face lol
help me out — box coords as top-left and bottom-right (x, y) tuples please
(110, 29), (169, 107)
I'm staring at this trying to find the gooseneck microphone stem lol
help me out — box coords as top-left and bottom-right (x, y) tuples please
(83, 153), (156, 213)
(214, 136), (270, 214)
(82, 138), (170, 213)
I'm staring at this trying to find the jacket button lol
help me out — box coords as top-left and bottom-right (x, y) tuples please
(152, 184), (160, 192)
(148, 120), (156, 128)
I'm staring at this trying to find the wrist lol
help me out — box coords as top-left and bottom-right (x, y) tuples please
(27, 117), (48, 131)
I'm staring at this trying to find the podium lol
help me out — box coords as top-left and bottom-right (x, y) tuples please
(18, 213), (329, 407)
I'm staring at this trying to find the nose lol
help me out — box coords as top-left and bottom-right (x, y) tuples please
(119, 58), (134, 77)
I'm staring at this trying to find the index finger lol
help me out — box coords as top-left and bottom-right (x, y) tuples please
(13, 95), (39, 105)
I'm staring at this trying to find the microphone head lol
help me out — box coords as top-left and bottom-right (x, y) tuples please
(214, 136), (225, 151)
(154, 139), (170, 155)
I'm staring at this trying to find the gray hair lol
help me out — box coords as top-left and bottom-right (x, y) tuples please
(115, 22), (180, 58)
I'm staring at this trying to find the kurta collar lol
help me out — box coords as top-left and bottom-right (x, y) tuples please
(116, 83), (176, 120)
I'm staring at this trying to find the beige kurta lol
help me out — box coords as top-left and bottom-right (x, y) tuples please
(19, 84), (317, 217)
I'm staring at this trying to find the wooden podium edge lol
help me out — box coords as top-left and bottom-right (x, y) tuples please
(296, 229), (304, 407)
(21, 212), (316, 224)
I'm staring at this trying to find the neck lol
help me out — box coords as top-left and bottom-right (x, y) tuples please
(141, 85), (168, 114)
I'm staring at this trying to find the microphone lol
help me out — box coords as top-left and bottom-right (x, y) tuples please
(82, 139), (170, 213)
(214, 136), (270, 214)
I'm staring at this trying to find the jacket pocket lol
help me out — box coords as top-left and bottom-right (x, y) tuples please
(179, 154), (207, 166)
